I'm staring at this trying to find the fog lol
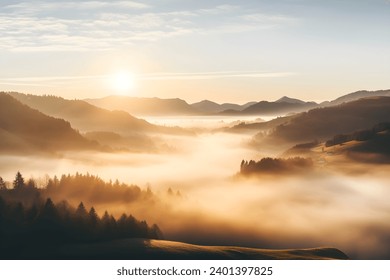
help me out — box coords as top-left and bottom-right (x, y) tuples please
(1, 126), (390, 259)
(144, 115), (276, 129)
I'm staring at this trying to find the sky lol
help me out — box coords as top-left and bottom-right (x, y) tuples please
(0, 0), (390, 103)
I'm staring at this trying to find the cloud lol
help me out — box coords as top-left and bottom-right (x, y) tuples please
(0, 13), (194, 51)
(242, 13), (298, 25)
(0, 1), (298, 52)
(138, 71), (296, 80)
(4, 1), (150, 14)
(0, 71), (295, 85)
(198, 4), (240, 15)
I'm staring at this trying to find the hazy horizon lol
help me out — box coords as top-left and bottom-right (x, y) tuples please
(1, 0), (390, 103)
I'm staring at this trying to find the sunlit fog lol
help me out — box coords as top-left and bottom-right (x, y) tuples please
(2, 115), (390, 259)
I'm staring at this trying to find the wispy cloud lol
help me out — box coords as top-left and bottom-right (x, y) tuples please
(0, 82), (55, 87)
(138, 71), (296, 80)
(0, 1), (298, 52)
(242, 13), (298, 25)
(0, 71), (295, 86)
(198, 4), (240, 15)
(4, 1), (149, 14)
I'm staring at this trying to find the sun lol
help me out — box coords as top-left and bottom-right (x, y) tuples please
(111, 71), (135, 94)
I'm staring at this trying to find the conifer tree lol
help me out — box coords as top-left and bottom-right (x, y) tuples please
(13, 172), (25, 190)
(0, 177), (6, 190)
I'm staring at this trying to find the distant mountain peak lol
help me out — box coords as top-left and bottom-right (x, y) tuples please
(192, 100), (219, 105)
(275, 96), (306, 104)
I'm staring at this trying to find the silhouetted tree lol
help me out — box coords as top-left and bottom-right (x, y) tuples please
(150, 224), (163, 239)
(240, 157), (313, 175)
(26, 178), (36, 189)
(25, 204), (39, 222)
(10, 202), (25, 222)
(0, 177), (6, 190)
(0, 171), (164, 259)
(75, 202), (88, 218)
(39, 198), (58, 222)
(13, 172), (25, 190)
(0, 196), (5, 219)
(88, 207), (99, 227)
(101, 210), (110, 224)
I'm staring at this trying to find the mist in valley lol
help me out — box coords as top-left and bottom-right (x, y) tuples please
(1, 122), (390, 260)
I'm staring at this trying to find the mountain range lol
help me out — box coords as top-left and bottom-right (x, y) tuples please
(2, 89), (390, 154)
(255, 96), (390, 148)
(84, 89), (390, 117)
(220, 99), (317, 116)
(0, 94), (98, 153)
(191, 100), (257, 114)
(7, 92), (188, 136)
(85, 96), (199, 116)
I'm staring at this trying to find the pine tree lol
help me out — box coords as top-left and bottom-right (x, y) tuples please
(13, 172), (25, 190)
(26, 178), (36, 189)
(0, 177), (6, 190)
(40, 198), (58, 221)
(75, 202), (88, 218)
(88, 207), (99, 226)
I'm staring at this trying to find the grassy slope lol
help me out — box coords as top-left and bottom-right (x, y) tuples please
(54, 239), (348, 260)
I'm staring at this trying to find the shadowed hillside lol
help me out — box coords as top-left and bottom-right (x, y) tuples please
(6, 92), (189, 136)
(0, 94), (98, 153)
(324, 123), (390, 163)
(219, 100), (317, 116)
(258, 97), (390, 147)
(226, 116), (292, 134)
(83, 131), (157, 152)
(324, 89), (390, 106)
(85, 96), (200, 116)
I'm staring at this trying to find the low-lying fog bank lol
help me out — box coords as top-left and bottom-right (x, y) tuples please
(1, 132), (390, 259)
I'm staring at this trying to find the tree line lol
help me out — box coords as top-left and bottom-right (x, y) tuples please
(0, 172), (162, 259)
(240, 157), (313, 175)
(325, 122), (390, 147)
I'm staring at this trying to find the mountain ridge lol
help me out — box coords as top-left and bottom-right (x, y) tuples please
(0, 93), (99, 153)
(6, 92), (189, 136)
(85, 95), (200, 116)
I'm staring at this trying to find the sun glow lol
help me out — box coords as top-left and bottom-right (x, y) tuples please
(111, 71), (135, 94)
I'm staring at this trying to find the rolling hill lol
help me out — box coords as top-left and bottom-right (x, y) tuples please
(225, 116), (291, 134)
(85, 96), (199, 116)
(275, 96), (306, 104)
(191, 100), (256, 114)
(324, 123), (390, 163)
(0, 94), (98, 153)
(15, 238), (348, 260)
(259, 96), (390, 147)
(219, 100), (317, 116)
(323, 89), (390, 106)
(6, 92), (188, 136)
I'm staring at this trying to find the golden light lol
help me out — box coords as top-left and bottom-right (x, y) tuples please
(111, 71), (135, 94)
